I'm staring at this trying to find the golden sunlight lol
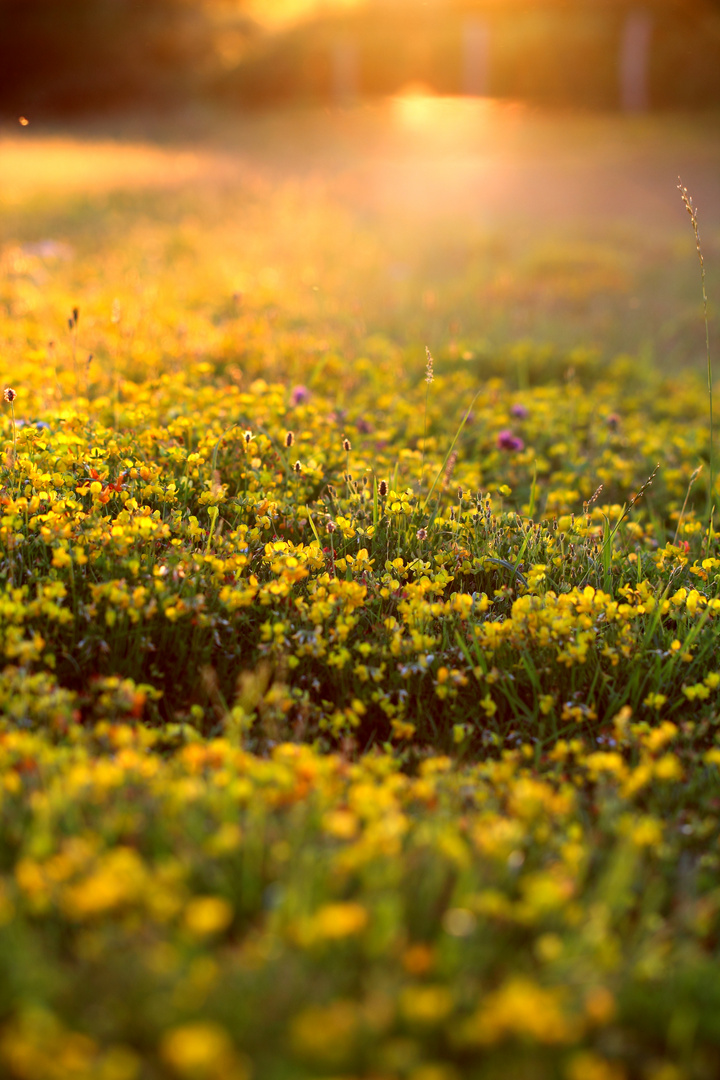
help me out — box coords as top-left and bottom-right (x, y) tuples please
(0, 137), (208, 201)
(245, 0), (363, 29)
(391, 87), (501, 142)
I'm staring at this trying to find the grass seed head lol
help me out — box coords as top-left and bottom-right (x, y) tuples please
(425, 346), (434, 384)
(583, 484), (604, 514)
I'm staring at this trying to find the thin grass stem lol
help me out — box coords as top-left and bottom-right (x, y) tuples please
(420, 346), (434, 491)
(678, 179), (713, 540)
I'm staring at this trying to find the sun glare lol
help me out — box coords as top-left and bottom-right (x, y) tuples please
(392, 86), (441, 130)
(391, 87), (501, 143)
(247, 0), (362, 29)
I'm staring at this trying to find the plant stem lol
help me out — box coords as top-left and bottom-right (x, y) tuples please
(421, 346), (434, 492)
(422, 389), (481, 512)
(678, 179), (713, 539)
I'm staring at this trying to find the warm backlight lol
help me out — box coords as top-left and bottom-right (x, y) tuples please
(246, 0), (363, 29)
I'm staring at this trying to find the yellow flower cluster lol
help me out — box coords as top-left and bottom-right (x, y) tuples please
(0, 357), (718, 752)
(0, 718), (718, 1077)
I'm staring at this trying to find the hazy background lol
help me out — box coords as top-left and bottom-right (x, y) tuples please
(1, 0), (719, 384)
(2, 0), (720, 115)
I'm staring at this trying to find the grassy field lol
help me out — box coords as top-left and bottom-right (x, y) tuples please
(1, 102), (720, 1080)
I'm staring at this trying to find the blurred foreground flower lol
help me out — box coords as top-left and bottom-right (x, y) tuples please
(496, 429), (524, 452)
(291, 385), (310, 405)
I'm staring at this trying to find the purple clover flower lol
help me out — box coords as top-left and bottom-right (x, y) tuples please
(290, 385), (310, 406)
(497, 429), (524, 452)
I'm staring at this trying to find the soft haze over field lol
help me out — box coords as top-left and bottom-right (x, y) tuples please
(2, 102), (718, 369)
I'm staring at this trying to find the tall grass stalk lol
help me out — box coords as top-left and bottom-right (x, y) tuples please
(3, 388), (16, 465)
(70, 307), (79, 396)
(422, 387), (481, 512)
(420, 346), (434, 491)
(673, 464), (702, 546)
(678, 179), (713, 537)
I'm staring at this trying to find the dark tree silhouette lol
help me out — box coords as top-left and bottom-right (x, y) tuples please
(0, 0), (218, 116)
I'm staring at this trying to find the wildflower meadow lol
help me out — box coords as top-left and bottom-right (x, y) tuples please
(1, 105), (720, 1080)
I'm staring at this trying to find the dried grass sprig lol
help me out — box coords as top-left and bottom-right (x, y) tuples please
(678, 179), (713, 537)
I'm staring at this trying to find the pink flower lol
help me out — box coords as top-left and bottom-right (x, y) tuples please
(497, 429), (524, 452)
(290, 385), (310, 406)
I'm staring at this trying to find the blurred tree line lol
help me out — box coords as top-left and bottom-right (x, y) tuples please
(218, 0), (720, 110)
(0, 0), (255, 116)
(2, 0), (720, 116)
